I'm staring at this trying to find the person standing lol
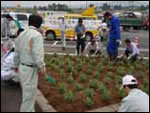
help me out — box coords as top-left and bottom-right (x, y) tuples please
(59, 17), (67, 50)
(1, 14), (13, 39)
(119, 75), (149, 112)
(75, 18), (86, 55)
(104, 12), (121, 61)
(13, 15), (46, 112)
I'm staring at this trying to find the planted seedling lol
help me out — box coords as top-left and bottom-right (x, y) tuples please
(88, 79), (98, 89)
(67, 75), (74, 83)
(80, 74), (87, 83)
(105, 74), (111, 84)
(67, 65), (73, 73)
(64, 90), (75, 103)
(102, 88), (110, 101)
(85, 88), (95, 98)
(75, 83), (84, 91)
(119, 89), (126, 98)
(99, 65), (104, 73)
(55, 65), (60, 73)
(58, 83), (67, 94)
(60, 70), (65, 80)
(95, 71), (101, 79)
(85, 97), (94, 107)
(98, 82), (110, 101)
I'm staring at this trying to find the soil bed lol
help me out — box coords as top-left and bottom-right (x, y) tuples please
(38, 55), (149, 112)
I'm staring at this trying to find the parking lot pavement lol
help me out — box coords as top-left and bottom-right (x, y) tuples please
(1, 81), (41, 112)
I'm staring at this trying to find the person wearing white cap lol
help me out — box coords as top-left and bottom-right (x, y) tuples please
(118, 75), (149, 112)
(98, 22), (108, 42)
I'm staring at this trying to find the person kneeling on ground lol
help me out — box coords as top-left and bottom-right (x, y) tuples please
(84, 38), (101, 56)
(1, 46), (19, 85)
(118, 75), (149, 112)
(121, 39), (140, 62)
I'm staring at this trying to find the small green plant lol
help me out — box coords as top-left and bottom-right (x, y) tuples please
(64, 90), (75, 103)
(85, 97), (94, 107)
(80, 74), (87, 83)
(87, 69), (92, 78)
(98, 82), (110, 101)
(75, 83), (84, 91)
(95, 71), (101, 79)
(88, 79), (98, 89)
(105, 75), (111, 84)
(67, 65), (73, 73)
(119, 89), (126, 98)
(85, 88), (94, 98)
(60, 70), (65, 80)
(67, 75), (74, 83)
(102, 89), (110, 101)
(117, 66), (125, 74)
(99, 65), (104, 73)
(55, 65), (60, 73)
(58, 83), (67, 94)
(115, 75), (122, 85)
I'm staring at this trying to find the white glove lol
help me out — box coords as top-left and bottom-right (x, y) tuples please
(127, 55), (132, 60)
(116, 40), (122, 45)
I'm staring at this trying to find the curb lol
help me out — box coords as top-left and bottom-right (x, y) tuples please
(36, 89), (120, 112)
(36, 89), (57, 112)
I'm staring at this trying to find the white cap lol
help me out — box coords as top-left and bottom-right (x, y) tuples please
(121, 75), (138, 89)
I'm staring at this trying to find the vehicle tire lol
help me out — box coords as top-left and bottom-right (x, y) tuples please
(46, 31), (56, 40)
(85, 32), (93, 41)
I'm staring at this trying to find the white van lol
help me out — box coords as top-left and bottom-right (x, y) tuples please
(1, 12), (31, 38)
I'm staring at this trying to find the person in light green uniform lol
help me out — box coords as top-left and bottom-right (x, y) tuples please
(13, 15), (46, 112)
(119, 75), (149, 112)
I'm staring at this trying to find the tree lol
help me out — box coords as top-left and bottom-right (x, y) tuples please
(102, 3), (110, 11)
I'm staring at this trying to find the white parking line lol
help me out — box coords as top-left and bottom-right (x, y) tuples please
(53, 41), (58, 46)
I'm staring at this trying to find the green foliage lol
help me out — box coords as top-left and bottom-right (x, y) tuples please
(119, 89), (126, 98)
(117, 66), (125, 74)
(105, 73), (112, 84)
(67, 75), (74, 83)
(76, 63), (82, 71)
(75, 83), (84, 91)
(115, 75), (122, 85)
(88, 79), (98, 89)
(85, 88), (95, 98)
(55, 65), (60, 73)
(64, 90), (75, 103)
(66, 64), (73, 73)
(60, 70), (65, 80)
(59, 83), (67, 94)
(95, 71), (101, 79)
(87, 69), (92, 78)
(80, 74), (87, 83)
(98, 65), (104, 73)
(85, 97), (94, 107)
(98, 82), (110, 101)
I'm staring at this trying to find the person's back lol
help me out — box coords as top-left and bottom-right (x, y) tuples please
(119, 88), (149, 112)
(15, 26), (43, 65)
(109, 16), (120, 41)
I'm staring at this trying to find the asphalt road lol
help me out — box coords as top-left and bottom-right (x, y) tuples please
(1, 81), (42, 112)
(44, 30), (149, 57)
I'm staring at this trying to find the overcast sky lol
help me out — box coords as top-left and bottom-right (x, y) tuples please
(1, 1), (149, 8)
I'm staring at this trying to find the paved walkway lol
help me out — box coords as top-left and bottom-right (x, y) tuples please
(1, 81), (41, 112)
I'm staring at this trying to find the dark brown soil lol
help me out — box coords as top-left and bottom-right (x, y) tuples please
(38, 55), (149, 112)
